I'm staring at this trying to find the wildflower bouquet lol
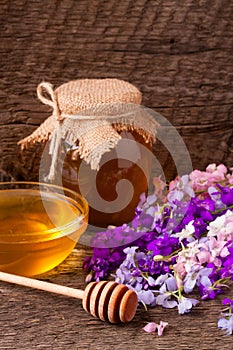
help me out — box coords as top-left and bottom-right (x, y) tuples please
(84, 164), (233, 335)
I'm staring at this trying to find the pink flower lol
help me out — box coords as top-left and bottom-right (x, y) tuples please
(173, 259), (187, 280)
(189, 170), (211, 191)
(157, 321), (169, 336)
(207, 210), (233, 241)
(206, 163), (227, 183)
(197, 248), (212, 265)
(190, 164), (228, 191)
(143, 321), (168, 336)
(209, 236), (229, 260)
(153, 176), (166, 202)
(227, 172), (233, 184)
(143, 322), (157, 333)
(206, 163), (227, 180)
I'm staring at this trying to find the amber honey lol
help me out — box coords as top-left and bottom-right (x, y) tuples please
(62, 131), (152, 227)
(0, 186), (88, 276)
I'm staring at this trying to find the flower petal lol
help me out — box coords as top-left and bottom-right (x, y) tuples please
(157, 321), (169, 336)
(143, 322), (158, 333)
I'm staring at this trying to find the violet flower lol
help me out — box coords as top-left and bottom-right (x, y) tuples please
(156, 292), (178, 309)
(222, 298), (233, 308)
(155, 274), (178, 308)
(217, 297), (233, 335)
(137, 289), (156, 305)
(199, 276), (216, 300)
(217, 184), (233, 206)
(183, 267), (213, 294)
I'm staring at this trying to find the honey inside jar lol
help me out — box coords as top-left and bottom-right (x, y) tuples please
(0, 186), (88, 276)
(62, 130), (152, 227)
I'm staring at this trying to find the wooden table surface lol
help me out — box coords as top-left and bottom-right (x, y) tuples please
(0, 230), (232, 350)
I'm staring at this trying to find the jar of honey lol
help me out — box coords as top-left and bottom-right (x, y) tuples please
(19, 79), (158, 228)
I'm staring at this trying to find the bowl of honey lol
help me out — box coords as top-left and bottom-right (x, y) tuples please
(0, 182), (88, 276)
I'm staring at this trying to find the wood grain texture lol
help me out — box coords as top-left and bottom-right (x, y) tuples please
(0, 0), (233, 181)
(0, 1), (233, 348)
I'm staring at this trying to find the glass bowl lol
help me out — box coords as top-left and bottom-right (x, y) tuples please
(0, 182), (88, 276)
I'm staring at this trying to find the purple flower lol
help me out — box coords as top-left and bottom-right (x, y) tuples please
(155, 273), (177, 291)
(183, 267), (212, 294)
(167, 175), (194, 203)
(199, 277), (216, 300)
(115, 266), (133, 284)
(217, 184), (233, 206)
(137, 289), (156, 305)
(147, 233), (179, 257)
(132, 212), (154, 230)
(83, 247), (126, 281)
(156, 292), (178, 309)
(123, 246), (138, 266)
(222, 298), (233, 308)
(155, 274), (178, 308)
(218, 245), (233, 278)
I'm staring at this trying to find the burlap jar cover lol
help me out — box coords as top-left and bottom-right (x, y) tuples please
(19, 78), (159, 181)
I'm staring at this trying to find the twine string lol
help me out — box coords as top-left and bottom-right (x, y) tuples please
(37, 82), (61, 122)
(37, 83), (64, 180)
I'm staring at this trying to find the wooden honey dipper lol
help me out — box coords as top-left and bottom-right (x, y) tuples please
(0, 271), (138, 324)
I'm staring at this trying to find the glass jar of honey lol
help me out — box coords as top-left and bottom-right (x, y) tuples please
(19, 79), (158, 228)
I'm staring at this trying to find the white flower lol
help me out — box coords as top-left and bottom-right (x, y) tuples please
(218, 316), (233, 335)
(207, 215), (226, 237)
(177, 296), (199, 314)
(207, 210), (233, 240)
(175, 220), (195, 242)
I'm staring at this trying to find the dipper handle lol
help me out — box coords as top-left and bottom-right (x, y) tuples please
(0, 271), (85, 299)
(0, 271), (138, 323)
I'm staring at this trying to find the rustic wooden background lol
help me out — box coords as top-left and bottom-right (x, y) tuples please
(0, 0), (233, 349)
(1, 0), (233, 182)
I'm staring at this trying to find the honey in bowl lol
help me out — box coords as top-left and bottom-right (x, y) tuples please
(0, 182), (88, 276)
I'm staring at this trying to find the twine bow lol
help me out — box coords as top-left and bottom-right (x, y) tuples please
(37, 82), (62, 122)
(37, 83), (64, 181)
